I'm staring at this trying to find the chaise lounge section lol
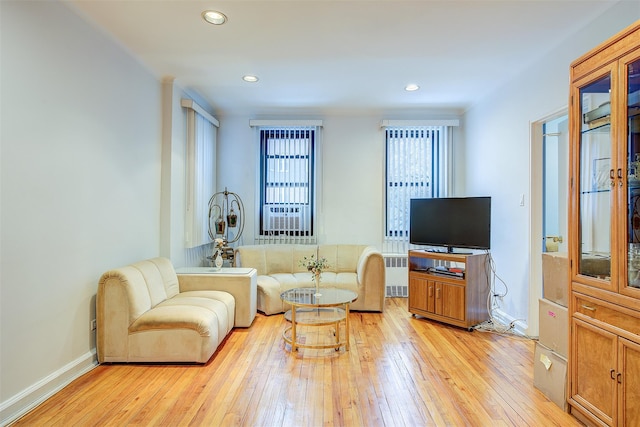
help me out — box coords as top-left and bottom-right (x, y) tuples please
(235, 244), (385, 315)
(97, 257), (236, 364)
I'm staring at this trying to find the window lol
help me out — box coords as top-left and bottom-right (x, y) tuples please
(384, 123), (455, 252)
(258, 126), (317, 240)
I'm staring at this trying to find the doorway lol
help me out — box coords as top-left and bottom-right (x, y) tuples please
(528, 110), (568, 337)
(543, 116), (569, 253)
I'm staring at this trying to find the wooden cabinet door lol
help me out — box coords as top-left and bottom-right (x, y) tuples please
(571, 318), (617, 426)
(619, 338), (640, 427)
(570, 65), (618, 294)
(435, 282), (465, 322)
(409, 276), (428, 312)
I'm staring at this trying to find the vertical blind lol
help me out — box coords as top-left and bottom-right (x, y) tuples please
(183, 99), (219, 248)
(383, 122), (456, 254)
(250, 120), (322, 245)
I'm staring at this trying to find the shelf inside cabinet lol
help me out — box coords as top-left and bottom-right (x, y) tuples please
(581, 122), (610, 134)
(581, 189), (611, 194)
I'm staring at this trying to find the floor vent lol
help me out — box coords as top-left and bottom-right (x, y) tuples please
(383, 254), (408, 297)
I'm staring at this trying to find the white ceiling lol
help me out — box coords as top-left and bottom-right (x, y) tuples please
(67, 0), (621, 116)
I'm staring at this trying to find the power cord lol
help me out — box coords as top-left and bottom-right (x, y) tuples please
(470, 251), (532, 339)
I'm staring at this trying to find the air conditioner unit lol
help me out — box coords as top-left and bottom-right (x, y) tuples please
(262, 205), (311, 234)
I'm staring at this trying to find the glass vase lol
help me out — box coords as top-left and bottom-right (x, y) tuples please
(314, 273), (322, 297)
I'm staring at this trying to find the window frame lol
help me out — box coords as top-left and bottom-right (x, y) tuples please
(258, 128), (315, 236)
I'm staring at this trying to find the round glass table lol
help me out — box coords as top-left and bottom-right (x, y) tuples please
(280, 287), (358, 352)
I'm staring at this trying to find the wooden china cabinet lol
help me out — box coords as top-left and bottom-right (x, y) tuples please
(568, 21), (640, 427)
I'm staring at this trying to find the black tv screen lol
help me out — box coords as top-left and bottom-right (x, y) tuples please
(410, 197), (491, 252)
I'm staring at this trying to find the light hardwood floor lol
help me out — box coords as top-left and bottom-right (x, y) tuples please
(13, 298), (581, 426)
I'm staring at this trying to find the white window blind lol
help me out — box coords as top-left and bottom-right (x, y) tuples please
(250, 120), (322, 245)
(182, 99), (219, 248)
(383, 122), (456, 253)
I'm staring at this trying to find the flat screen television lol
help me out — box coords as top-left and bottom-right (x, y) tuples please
(410, 197), (491, 253)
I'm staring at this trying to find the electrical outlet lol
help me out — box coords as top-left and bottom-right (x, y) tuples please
(90, 319), (97, 331)
(492, 294), (504, 309)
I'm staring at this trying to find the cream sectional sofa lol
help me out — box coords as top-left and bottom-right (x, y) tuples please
(97, 257), (239, 364)
(235, 244), (385, 315)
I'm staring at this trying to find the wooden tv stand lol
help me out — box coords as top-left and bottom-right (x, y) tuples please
(408, 250), (490, 330)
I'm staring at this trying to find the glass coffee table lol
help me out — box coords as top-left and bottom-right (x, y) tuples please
(280, 287), (358, 352)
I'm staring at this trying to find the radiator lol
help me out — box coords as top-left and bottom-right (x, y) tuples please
(383, 254), (408, 297)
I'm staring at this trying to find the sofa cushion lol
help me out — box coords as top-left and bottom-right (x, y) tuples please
(255, 275), (284, 315)
(238, 244), (316, 275)
(255, 273), (311, 314)
(328, 272), (358, 291)
(130, 303), (220, 337)
(131, 259), (169, 307)
(149, 257), (181, 298)
(174, 290), (235, 332)
(265, 246), (296, 274)
(272, 272), (313, 287)
(319, 244), (367, 273)
(129, 292), (234, 345)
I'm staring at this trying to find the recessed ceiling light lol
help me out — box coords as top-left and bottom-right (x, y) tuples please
(405, 84), (420, 91)
(202, 10), (227, 25)
(243, 75), (259, 83)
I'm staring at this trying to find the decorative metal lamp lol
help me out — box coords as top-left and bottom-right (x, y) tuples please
(207, 188), (245, 266)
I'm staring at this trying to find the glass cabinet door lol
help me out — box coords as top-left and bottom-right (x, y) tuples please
(626, 57), (640, 290)
(578, 74), (612, 282)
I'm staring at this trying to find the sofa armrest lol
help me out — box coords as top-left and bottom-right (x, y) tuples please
(177, 269), (257, 327)
(356, 247), (385, 312)
(97, 273), (131, 363)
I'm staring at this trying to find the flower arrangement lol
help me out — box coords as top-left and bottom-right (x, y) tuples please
(299, 254), (330, 278)
(299, 255), (330, 296)
(214, 237), (226, 252)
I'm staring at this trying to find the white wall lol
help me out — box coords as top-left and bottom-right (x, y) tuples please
(463, 2), (640, 330)
(1, 0), (160, 407)
(0, 1), (212, 423)
(217, 113), (464, 248)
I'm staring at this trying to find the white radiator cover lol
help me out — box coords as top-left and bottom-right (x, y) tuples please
(384, 254), (408, 297)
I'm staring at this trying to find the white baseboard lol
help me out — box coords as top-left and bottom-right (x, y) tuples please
(0, 350), (98, 426)
(491, 308), (530, 337)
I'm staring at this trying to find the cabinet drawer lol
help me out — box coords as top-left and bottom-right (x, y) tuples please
(573, 293), (640, 336)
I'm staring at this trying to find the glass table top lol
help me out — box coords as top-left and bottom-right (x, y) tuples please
(280, 287), (358, 306)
